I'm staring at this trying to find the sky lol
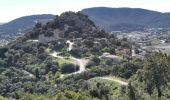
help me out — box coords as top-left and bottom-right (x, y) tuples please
(0, 0), (170, 22)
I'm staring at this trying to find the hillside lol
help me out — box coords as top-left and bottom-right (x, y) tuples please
(81, 7), (170, 32)
(0, 14), (55, 34)
(0, 12), (128, 99)
(0, 11), (170, 100)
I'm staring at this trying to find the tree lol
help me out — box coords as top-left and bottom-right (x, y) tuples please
(44, 30), (54, 37)
(55, 92), (67, 100)
(45, 61), (58, 74)
(70, 48), (82, 58)
(127, 82), (136, 100)
(0, 47), (8, 58)
(34, 22), (42, 29)
(35, 68), (40, 79)
(109, 47), (116, 55)
(0, 59), (6, 67)
(91, 56), (100, 65)
(143, 52), (170, 97)
(86, 56), (100, 69)
(61, 63), (79, 74)
(83, 39), (94, 48)
(38, 46), (45, 54)
(89, 82), (111, 100)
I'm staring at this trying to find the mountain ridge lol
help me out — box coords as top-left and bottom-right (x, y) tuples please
(81, 7), (170, 32)
(0, 14), (55, 34)
(0, 23), (5, 25)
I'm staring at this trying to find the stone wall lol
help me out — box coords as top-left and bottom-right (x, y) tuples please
(38, 29), (64, 43)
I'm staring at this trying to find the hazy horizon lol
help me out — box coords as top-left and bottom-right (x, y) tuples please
(1, 0), (170, 22)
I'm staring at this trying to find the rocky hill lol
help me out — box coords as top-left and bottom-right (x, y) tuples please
(21, 11), (107, 42)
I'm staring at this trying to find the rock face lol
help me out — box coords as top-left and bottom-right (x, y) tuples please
(38, 29), (64, 43)
(38, 24), (69, 43)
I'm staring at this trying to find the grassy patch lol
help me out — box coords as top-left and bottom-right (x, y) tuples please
(56, 58), (74, 66)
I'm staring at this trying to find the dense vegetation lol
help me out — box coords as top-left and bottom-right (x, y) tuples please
(0, 11), (170, 100)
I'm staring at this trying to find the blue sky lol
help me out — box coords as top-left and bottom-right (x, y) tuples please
(0, 0), (170, 22)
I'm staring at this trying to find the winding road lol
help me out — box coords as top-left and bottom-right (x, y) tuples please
(48, 40), (128, 86)
(25, 39), (129, 86)
(49, 40), (88, 76)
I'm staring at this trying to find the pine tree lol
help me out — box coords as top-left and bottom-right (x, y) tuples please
(143, 52), (170, 97)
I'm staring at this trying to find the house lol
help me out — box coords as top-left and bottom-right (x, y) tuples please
(101, 52), (121, 62)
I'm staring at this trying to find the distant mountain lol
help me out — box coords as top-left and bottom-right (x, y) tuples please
(0, 14), (55, 34)
(81, 7), (170, 32)
(0, 23), (5, 25)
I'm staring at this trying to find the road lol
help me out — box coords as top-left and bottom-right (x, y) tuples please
(26, 39), (128, 86)
(99, 76), (128, 86)
(49, 40), (88, 76)
(48, 40), (128, 86)
(132, 49), (136, 57)
(22, 70), (35, 78)
(27, 39), (39, 42)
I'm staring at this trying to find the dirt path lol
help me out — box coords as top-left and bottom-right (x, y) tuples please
(49, 51), (64, 59)
(69, 57), (88, 74)
(27, 40), (39, 42)
(48, 40), (127, 86)
(132, 49), (136, 57)
(22, 70), (35, 78)
(30, 40), (126, 85)
(48, 40), (88, 77)
(66, 40), (74, 51)
(49, 51), (88, 75)
(99, 76), (128, 86)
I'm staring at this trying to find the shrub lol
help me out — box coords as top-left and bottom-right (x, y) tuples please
(61, 63), (79, 74)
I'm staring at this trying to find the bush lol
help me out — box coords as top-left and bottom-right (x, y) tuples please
(112, 61), (141, 79)
(0, 59), (6, 67)
(86, 57), (100, 69)
(70, 48), (82, 58)
(86, 61), (96, 69)
(44, 31), (54, 37)
(61, 63), (79, 74)
(121, 70), (133, 79)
